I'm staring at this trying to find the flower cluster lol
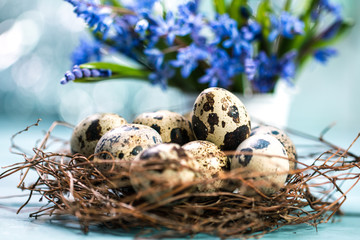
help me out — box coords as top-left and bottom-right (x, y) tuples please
(61, 0), (351, 93)
(61, 65), (112, 84)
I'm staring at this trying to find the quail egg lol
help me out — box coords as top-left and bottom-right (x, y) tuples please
(192, 88), (251, 151)
(94, 124), (162, 172)
(251, 125), (297, 171)
(70, 113), (127, 157)
(133, 110), (195, 145)
(182, 140), (232, 192)
(130, 143), (199, 203)
(230, 134), (289, 196)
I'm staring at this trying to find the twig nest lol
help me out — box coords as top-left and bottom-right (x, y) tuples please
(182, 140), (233, 192)
(70, 113), (127, 157)
(129, 143), (199, 203)
(94, 124), (162, 172)
(231, 134), (289, 196)
(192, 88), (251, 151)
(251, 125), (297, 171)
(133, 110), (195, 145)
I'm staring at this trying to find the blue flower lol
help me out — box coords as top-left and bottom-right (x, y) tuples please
(135, 19), (149, 39)
(252, 52), (277, 93)
(61, 65), (112, 84)
(319, 19), (343, 40)
(109, 15), (143, 58)
(65, 0), (114, 38)
(251, 51), (297, 92)
(213, 16), (259, 56)
(269, 12), (304, 42)
(170, 44), (208, 78)
(177, 8), (204, 45)
(210, 14), (237, 44)
(155, 2), (205, 46)
(313, 48), (337, 64)
(144, 48), (164, 70)
(241, 20), (261, 42)
(177, 2), (202, 28)
(198, 49), (241, 88)
(71, 37), (102, 66)
(312, 0), (342, 20)
(223, 24), (253, 56)
(120, 0), (159, 14)
(150, 11), (188, 45)
(148, 64), (175, 89)
(278, 51), (297, 81)
(144, 48), (176, 89)
(178, 1), (198, 15)
(244, 58), (256, 80)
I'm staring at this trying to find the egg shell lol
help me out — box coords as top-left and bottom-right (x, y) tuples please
(230, 134), (289, 196)
(183, 111), (193, 122)
(70, 113), (127, 157)
(130, 143), (199, 203)
(182, 140), (232, 192)
(133, 110), (195, 145)
(251, 125), (297, 171)
(192, 87), (251, 151)
(94, 124), (162, 172)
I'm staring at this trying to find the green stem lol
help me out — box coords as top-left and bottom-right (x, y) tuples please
(284, 0), (292, 11)
(73, 75), (147, 83)
(213, 0), (226, 14)
(100, 0), (122, 7)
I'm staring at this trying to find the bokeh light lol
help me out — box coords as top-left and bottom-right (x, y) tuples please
(0, 0), (359, 136)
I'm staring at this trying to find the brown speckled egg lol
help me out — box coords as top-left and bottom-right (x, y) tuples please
(230, 134), (289, 196)
(129, 143), (199, 203)
(94, 124), (162, 172)
(251, 125), (297, 171)
(70, 113), (127, 157)
(182, 140), (231, 192)
(192, 88), (251, 151)
(133, 110), (195, 145)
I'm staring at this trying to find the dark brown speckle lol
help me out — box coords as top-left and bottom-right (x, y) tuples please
(170, 128), (190, 145)
(207, 113), (219, 134)
(221, 125), (250, 151)
(203, 92), (215, 112)
(151, 124), (161, 134)
(227, 105), (240, 123)
(192, 115), (208, 140)
(86, 119), (102, 141)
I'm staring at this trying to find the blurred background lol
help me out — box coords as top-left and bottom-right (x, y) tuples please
(0, 0), (359, 221)
(0, 0), (359, 140)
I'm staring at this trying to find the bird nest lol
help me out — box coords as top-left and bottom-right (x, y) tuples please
(1, 119), (360, 239)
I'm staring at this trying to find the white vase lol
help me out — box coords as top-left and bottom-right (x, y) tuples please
(131, 81), (294, 127)
(237, 81), (295, 128)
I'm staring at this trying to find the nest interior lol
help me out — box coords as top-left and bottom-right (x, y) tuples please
(1, 120), (360, 239)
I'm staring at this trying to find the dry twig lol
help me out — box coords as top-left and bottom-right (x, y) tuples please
(0, 121), (359, 239)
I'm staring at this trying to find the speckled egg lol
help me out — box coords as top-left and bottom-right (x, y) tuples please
(133, 110), (195, 145)
(192, 88), (251, 151)
(182, 140), (231, 192)
(70, 113), (127, 157)
(251, 125), (297, 171)
(230, 134), (289, 196)
(129, 143), (199, 203)
(93, 124), (162, 172)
